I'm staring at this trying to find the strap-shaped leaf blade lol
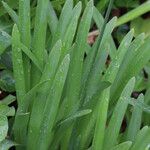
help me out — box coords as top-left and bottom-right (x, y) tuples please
(111, 141), (132, 150)
(0, 116), (8, 142)
(0, 139), (18, 150)
(110, 33), (145, 105)
(31, 0), (49, 86)
(65, 0), (93, 116)
(36, 55), (70, 150)
(1, 95), (16, 105)
(57, 109), (92, 127)
(126, 94), (143, 141)
(51, 0), (73, 47)
(19, 0), (31, 91)
(130, 126), (150, 150)
(61, 2), (82, 60)
(83, 17), (117, 106)
(93, 6), (116, 59)
(11, 24), (26, 108)
(20, 43), (42, 71)
(104, 77), (135, 150)
(92, 87), (110, 150)
(47, 1), (58, 36)
(103, 29), (134, 83)
(27, 40), (62, 150)
(0, 104), (15, 116)
(2, 1), (18, 25)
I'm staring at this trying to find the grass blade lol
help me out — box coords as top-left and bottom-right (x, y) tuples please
(20, 43), (42, 72)
(0, 139), (18, 150)
(103, 29), (134, 83)
(0, 116), (8, 142)
(36, 55), (70, 150)
(18, 0), (31, 91)
(103, 78), (135, 150)
(65, 0), (93, 119)
(27, 40), (62, 150)
(61, 1), (93, 148)
(93, 6), (116, 59)
(57, 109), (92, 127)
(47, 1), (58, 35)
(83, 17), (117, 106)
(11, 24), (28, 149)
(31, 0), (49, 86)
(51, 0), (73, 47)
(11, 24), (26, 113)
(92, 87), (110, 150)
(110, 33), (145, 105)
(60, 1), (82, 60)
(130, 126), (150, 150)
(126, 94), (143, 141)
(111, 141), (132, 150)
(1, 95), (16, 105)
(2, 1), (18, 25)
(117, 1), (150, 26)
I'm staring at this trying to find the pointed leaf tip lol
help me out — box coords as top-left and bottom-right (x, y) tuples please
(130, 28), (135, 35)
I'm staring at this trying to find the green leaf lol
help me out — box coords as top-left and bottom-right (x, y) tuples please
(93, 6), (116, 59)
(0, 104), (15, 116)
(27, 40), (63, 150)
(12, 24), (26, 107)
(0, 70), (15, 92)
(65, 0), (93, 115)
(1, 1), (18, 24)
(110, 33), (147, 105)
(0, 30), (11, 55)
(129, 98), (150, 114)
(92, 87), (110, 150)
(96, 0), (109, 12)
(83, 17), (117, 106)
(18, 0), (31, 92)
(103, 29), (134, 83)
(117, 1), (150, 26)
(61, 1), (82, 59)
(31, 0), (49, 86)
(75, 16), (117, 150)
(104, 77), (135, 150)
(75, 82), (111, 149)
(12, 24), (27, 147)
(115, 0), (139, 8)
(47, 1), (58, 35)
(111, 141), (132, 150)
(1, 94), (16, 105)
(130, 126), (150, 150)
(18, 0), (30, 48)
(60, 2), (94, 147)
(126, 94), (143, 141)
(20, 43), (42, 71)
(36, 55), (70, 150)
(20, 79), (51, 109)
(0, 139), (18, 150)
(41, 40), (62, 82)
(131, 17), (150, 37)
(0, 116), (8, 142)
(51, 0), (73, 47)
(57, 109), (92, 127)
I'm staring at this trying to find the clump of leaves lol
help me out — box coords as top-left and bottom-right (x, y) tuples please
(1, 0), (150, 150)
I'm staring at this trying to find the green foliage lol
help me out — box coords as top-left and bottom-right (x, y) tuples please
(0, 0), (150, 150)
(131, 17), (150, 37)
(0, 96), (16, 149)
